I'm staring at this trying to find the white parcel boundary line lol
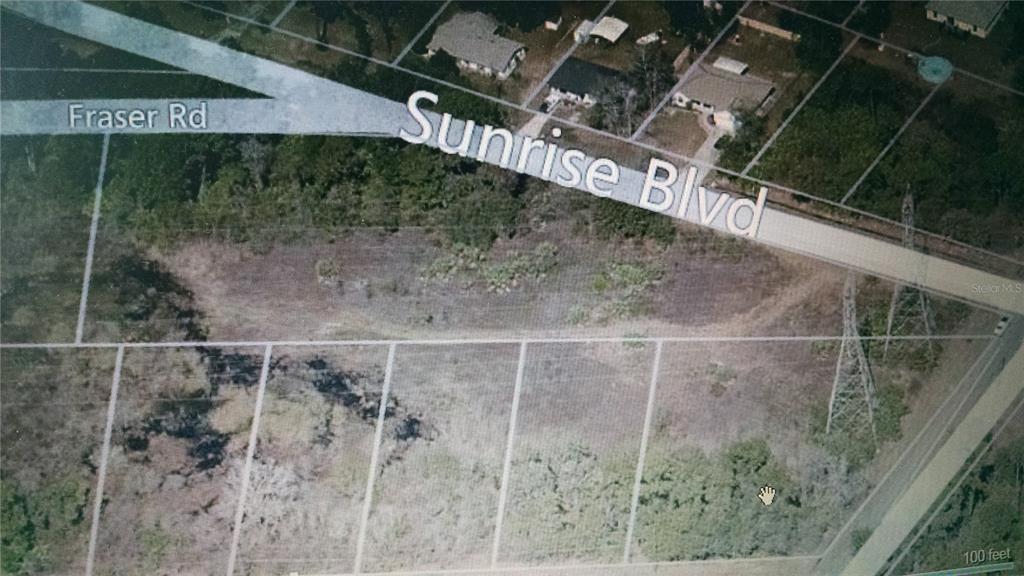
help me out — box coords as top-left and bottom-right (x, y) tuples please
(225, 344), (273, 576)
(20, 1), (1024, 271)
(269, 0), (297, 28)
(631, 0), (751, 141)
(174, 0), (1022, 271)
(353, 343), (397, 573)
(767, 0), (1024, 98)
(0, 333), (998, 351)
(1, 66), (194, 74)
(841, 0), (865, 27)
(520, 0), (616, 107)
(840, 340), (1024, 576)
(393, 0), (451, 66)
(210, 1), (272, 44)
(490, 341), (528, 567)
(740, 36), (859, 177)
(840, 80), (943, 204)
(84, 344), (124, 576)
(815, 330), (1004, 563)
(622, 340), (662, 563)
(75, 132), (110, 344)
(883, 396), (1024, 576)
(288, 554), (822, 576)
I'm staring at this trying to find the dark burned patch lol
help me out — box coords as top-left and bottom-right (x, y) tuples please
(385, 411), (437, 467)
(198, 347), (271, 393)
(103, 255), (277, 472)
(120, 388), (231, 472)
(394, 415), (426, 442)
(104, 254), (274, 389)
(101, 255), (208, 342)
(300, 356), (436, 458)
(306, 357), (386, 424)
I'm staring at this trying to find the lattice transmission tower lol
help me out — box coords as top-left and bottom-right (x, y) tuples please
(826, 273), (877, 442)
(883, 192), (935, 361)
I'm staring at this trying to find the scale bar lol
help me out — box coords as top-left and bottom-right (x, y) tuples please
(901, 561), (1015, 576)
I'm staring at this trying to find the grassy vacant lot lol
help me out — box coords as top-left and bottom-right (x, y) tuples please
(498, 341), (654, 565)
(752, 48), (930, 200)
(850, 76), (1024, 255)
(75, 130), (1000, 345)
(631, 340), (853, 561)
(76, 131), (856, 344)
(235, 345), (387, 576)
(363, 344), (520, 571)
(93, 346), (263, 576)
(0, 135), (100, 343)
(0, 349), (116, 576)
(638, 109), (708, 159)
(98, 220), (820, 342)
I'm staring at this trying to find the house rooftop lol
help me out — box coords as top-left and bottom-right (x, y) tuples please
(427, 12), (525, 72)
(549, 57), (624, 98)
(925, 0), (1007, 29)
(679, 63), (774, 111)
(712, 56), (748, 76)
(590, 16), (629, 43)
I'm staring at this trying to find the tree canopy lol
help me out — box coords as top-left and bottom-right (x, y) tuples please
(779, 11), (844, 74)
(462, 1), (561, 32)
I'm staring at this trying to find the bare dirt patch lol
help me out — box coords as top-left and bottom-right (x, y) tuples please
(153, 220), (841, 342)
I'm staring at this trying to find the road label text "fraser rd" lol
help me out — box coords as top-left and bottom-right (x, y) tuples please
(68, 101), (207, 130)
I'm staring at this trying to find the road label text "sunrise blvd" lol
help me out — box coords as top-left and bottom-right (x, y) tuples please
(399, 90), (768, 239)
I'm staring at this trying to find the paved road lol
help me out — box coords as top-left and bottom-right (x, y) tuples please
(0, 98), (394, 136)
(816, 319), (1023, 575)
(839, 328), (1024, 576)
(8, 1), (1021, 316)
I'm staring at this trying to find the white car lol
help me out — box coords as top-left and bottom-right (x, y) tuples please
(635, 31), (661, 46)
(994, 316), (1010, 336)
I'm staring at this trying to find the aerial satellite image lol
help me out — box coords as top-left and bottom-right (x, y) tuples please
(0, 1), (1022, 575)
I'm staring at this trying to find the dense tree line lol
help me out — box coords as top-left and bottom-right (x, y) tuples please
(857, 93), (1024, 250)
(663, 1), (742, 51)
(103, 135), (528, 250)
(895, 437), (1024, 573)
(461, 1), (561, 32)
(754, 59), (923, 200)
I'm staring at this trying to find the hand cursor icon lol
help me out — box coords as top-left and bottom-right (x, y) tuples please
(758, 485), (776, 506)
